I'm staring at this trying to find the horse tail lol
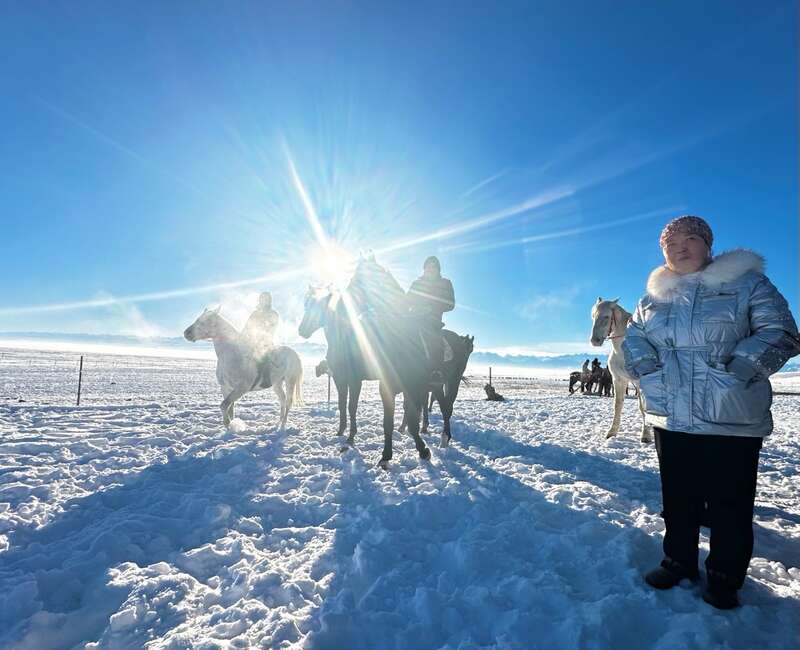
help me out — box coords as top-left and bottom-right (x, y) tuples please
(291, 352), (304, 406)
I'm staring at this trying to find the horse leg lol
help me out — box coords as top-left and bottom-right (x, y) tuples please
(439, 389), (453, 449)
(421, 389), (430, 433)
(273, 382), (287, 430)
(346, 380), (361, 445)
(334, 377), (347, 436)
(637, 384), (653, 443)
(221, 387), (245, 428)
(404, 388), (431, 461)
(605, 378), (626, 438)
(283, 377), (296, 428)
(379, 382), (395, 468)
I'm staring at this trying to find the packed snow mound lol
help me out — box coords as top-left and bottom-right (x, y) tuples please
(1, 349), (798, 648)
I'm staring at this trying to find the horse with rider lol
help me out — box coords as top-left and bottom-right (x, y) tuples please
(299, 253), (473, 465)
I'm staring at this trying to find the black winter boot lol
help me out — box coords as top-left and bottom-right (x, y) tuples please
(644, 557), (699, 590)
(702, 570), (740, 609)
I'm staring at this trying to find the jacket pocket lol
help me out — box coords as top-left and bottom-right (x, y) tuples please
(699, 290), (738, 323)
(639, 370), (668, 416)
(703, 366), (771, 425)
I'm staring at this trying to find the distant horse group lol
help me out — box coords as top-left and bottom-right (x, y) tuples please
(568, 366), (613, 396)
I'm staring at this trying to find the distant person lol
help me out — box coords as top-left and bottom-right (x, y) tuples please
(581, 359), (590, 374)
(242, 292), (279, 358)
(407, 256), (455, 382)
(623, 215), (800, 609)
(591, 358), (601, 373)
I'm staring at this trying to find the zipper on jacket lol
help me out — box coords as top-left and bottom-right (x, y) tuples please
(687, 283), (700, 428)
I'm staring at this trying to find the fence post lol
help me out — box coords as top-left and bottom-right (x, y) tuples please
(327, 373), (331, 409)
(489, 366), (492, 387)
(77, 355), (84, 406)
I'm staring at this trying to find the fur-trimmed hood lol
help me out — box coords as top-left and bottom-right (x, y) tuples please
(646, 249), (765, 299)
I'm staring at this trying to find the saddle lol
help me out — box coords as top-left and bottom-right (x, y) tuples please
(418, 332), (454, 363)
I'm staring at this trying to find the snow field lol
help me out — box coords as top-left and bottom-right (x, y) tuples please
(1, 348), (798, 649)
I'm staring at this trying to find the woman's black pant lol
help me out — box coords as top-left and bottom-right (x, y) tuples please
(654, 428), (763, 589)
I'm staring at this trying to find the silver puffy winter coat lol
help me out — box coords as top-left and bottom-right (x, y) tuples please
(622, 250), (800, 436)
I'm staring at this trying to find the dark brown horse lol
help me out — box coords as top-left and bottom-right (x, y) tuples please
(599, 366), (614, 396)
(300, 287), (450, 467)
(399, 332), (474, 447)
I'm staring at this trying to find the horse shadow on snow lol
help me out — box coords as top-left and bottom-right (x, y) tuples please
(300, 434), (794, 650)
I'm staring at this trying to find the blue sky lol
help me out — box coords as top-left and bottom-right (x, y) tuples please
(0, 1), (796, 354)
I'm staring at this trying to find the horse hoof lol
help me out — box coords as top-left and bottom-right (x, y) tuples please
(378, 459), (389, 470)
(419, 447), (431, 461)
(605, 430), (617, 439)
(439, 433), (450, 448)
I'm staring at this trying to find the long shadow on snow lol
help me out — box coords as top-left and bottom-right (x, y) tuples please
(0, 430), (311, 648)
(302, 443), (677, 650)
(451, 424), (662, 510)
(452, 425), (800, 573)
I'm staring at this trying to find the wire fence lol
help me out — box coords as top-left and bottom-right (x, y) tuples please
(3, 349), (799, 407)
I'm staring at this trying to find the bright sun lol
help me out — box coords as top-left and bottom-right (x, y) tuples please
(308, 243), (355, 289)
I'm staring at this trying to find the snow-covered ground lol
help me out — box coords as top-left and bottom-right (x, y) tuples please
(1, 348), (798, 649)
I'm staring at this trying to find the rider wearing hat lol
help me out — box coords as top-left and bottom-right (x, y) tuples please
(407, 256), (455, 382)
(242, 291), (279, 358)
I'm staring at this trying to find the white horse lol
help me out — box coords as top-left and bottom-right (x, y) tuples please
(590, 298), (653, 443)
(184, 307), (303, 429)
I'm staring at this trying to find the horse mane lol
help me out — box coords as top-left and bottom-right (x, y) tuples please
(592, 299), (631, 321)
(206, 310), (240, 340)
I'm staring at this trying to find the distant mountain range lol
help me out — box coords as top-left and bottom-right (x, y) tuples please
(1, 332), (798, 372)
(470, 351), (607, 369)
(0, 331), (327, 359)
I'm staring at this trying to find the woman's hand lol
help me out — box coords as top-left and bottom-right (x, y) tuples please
(634, 359), (658, 377)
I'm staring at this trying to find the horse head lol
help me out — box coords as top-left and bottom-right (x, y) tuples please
(464, 334), (475, 355)
(590, 297), (622, 347)
(184, 306), (222, 342)
(298, 286), (332, 339)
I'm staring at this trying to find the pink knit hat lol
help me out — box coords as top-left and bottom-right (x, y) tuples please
(659, 215), (713, 249)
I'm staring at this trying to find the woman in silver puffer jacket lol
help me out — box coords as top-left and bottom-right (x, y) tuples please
(623, 215), (800, 609)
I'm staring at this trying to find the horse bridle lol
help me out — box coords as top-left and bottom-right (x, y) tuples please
(605, 307), (629, 341)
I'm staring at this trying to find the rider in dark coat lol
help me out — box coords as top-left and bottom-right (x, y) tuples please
(347, 256), (407, 319)
(407, 256), (455, 381)
(242, 291), (280, 387)
(242, 292), (279, 358)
